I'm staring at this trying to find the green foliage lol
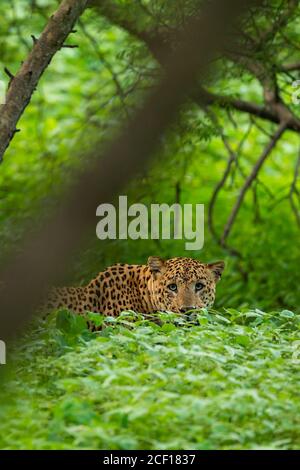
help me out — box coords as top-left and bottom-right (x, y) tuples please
(1, 309), (300, 450)
(1, 0), (300, 450)
(1, 0), (300, 312)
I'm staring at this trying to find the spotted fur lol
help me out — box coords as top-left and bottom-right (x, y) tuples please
(47, 256), (225, 317)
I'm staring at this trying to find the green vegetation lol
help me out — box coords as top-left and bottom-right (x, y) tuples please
(1, 0), (300, 450)
(1, 308), (300, 449)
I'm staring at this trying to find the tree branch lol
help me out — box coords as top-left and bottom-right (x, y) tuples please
(221, 121), (287, 245)
(280, 61), (300, 72)
(90, 2), (300, 134)
(88, 0), (167, 59)
(206, 109), (251, 258)
(0, 0), (88, 163)
(193, 87), (300, 133)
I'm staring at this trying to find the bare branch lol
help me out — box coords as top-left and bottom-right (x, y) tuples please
(280, 61), (300, 72)
(221, 121), (287, 245)
(0, 0), (88, 162)
(206, 110), (251, 258)
(88, 0), (166, 60)
(207, 109), (240, 242)
(193, 88), (300, 134)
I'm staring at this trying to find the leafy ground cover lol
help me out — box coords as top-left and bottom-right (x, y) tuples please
(0, 308), (299, 450)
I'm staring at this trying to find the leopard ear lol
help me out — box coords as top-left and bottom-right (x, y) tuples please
(207, 261), (225, 282)
(148, 256), (166, 277)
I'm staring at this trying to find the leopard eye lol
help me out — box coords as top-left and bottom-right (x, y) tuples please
(168, 283), (177, 292)
(195, 282), (205, 292)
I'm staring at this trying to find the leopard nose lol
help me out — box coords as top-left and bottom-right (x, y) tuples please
(180, 306), (196, 313)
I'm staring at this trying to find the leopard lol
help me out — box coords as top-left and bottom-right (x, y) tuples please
(46, 256), (225, 319)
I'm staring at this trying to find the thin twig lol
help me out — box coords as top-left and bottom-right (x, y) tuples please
(206, 108), (251, 245)
(78, 19), (130, 119)
(221, 121), (288, 245)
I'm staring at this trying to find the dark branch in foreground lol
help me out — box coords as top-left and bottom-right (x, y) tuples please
(0, 0), (260, 342)
(0, 0), (88, 163)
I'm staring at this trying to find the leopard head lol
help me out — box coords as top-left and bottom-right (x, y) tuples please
(147, 256), (225, 313)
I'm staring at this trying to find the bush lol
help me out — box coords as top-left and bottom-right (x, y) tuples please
(1, 308), (300, 450)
